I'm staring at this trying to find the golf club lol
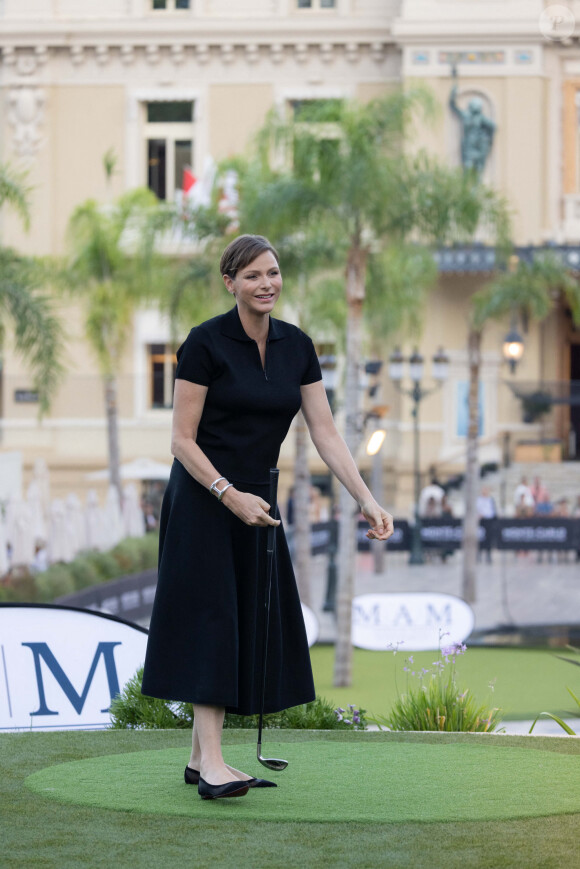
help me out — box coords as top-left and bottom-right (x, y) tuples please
(256, 467), (288, 772)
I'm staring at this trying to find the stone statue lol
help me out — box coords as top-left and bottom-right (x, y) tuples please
(449, 66), (496, 177)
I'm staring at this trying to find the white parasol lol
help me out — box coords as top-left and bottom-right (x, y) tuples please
(6, 498), (36, 568)
(48, 499), (75, 564)
(122, 483), (146, 538)
(102, 485), (124, 549)
(86, 457), (172, 482)
(85, 489), (106, 551)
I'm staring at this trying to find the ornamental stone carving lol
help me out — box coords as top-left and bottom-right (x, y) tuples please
(320, 43), (333, 64)
(70, 46), (85, 65)
(371, 42), (384, 63)
(295, 43), (308, 64)
(245, 44), (259, 64)
(270, 43), (284, 64)
(171, 45), (185, 65)
(196, 45), (210, 64)
(345, 43), (360, 63)
(8, 87), (45, 157)
(146, 45), (160, 65)
(221, 45), (234, 63)
(95, 46), (109, 66)
(120, 45), (135, 65)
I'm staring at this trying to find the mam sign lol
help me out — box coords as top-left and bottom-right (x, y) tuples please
(351, 593), (474, 651)
(0, 604), (148, 731)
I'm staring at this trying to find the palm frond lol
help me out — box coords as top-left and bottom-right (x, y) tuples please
(0, 163), (31, 230)
(0, 249), (66, 412)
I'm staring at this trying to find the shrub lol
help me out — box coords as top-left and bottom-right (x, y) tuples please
(35, 565), (76, 602)
(82, 550), (123, 581)
(109, 667), (367, 731)
(66, 556), (101, 591)
(370, 637), (502, 733)
(0, 570), (39, 602)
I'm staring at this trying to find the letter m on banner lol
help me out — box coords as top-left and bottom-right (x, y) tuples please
(22, 642), (122, 716)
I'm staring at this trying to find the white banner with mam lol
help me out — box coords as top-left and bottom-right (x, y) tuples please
(0, 604), (148, 732)
(351, 592), (474, 652)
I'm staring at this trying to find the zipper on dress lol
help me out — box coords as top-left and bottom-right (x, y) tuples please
(254, 339), (269, 381)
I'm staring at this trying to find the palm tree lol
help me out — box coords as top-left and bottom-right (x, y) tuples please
(461, 254), (580, 601)
(65, 187), (161, 495)
(0, 163), (64, 413)
(227, 92), (446, 685)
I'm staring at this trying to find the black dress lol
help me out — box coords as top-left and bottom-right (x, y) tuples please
(141, 306), (321, 715)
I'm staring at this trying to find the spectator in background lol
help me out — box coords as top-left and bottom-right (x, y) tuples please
(476, 486), (496, 519)
(513, 477), (534, 516)
(531, 476), (549, 505)
(476, 486), (496, 564)
(423, 496), (441, 518)
(534, 491), (553, 517)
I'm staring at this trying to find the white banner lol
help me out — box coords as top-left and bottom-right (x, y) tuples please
(0, 604), (148, 731)
(351, 592), (474, 652)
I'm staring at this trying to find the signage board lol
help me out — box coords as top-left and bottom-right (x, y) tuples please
(0, 604), (148, 732)
(351, 592), (474, 652)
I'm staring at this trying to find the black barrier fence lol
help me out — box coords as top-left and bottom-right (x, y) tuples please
(56, 569), (158, 624)
(304, 517), (580, 554)
(56, 519), (580, 624)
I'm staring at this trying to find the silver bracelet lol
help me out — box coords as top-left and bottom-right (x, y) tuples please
(209, 476), (227, 497)
(217, 482), (234, 502)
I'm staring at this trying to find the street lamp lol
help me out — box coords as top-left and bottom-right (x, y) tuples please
(389, 345), (449, 565)
(502, 328), (524, 374)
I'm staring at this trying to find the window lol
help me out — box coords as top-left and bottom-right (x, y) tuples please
(152, 0), (190, 9)
(145, 101), (195, 201)
(297, 0), (336, 8)
(149, 344), (177, 409)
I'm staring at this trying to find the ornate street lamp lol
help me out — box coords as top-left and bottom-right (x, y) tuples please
(389, 345), (449, 565)
(502, 328), (524, 374)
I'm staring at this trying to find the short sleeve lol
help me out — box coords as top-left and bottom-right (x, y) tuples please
(174, 327), (213, 386)
(300, 333), (323, 386)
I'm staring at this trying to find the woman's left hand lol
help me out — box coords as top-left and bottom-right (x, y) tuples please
(360, 501), (394, 541)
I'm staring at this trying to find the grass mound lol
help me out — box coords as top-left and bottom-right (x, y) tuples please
(26, 736), (580, 824)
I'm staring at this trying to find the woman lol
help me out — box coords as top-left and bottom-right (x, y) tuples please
(142, 234), (393, 800)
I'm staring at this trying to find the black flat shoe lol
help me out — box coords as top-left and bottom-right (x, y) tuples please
(198, 777), (250, 800)
(185, 766), (277, 788)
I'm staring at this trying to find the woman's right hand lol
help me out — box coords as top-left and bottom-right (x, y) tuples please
(220, 487), (280, 527)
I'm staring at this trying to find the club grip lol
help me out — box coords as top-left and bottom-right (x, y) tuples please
(267, 468), (279, 551)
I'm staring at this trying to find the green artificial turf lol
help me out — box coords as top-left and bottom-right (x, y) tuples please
(25, 740), (580, 823)
(309, 645), (580, 722)
(3, 730), (580, 869)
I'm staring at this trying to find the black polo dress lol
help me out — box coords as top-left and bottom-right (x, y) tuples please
(141, 305), (321, 714)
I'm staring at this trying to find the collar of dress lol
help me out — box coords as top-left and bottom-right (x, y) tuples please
(219, 305), (288, 343)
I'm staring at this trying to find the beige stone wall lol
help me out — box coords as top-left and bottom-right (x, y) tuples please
(208, 84), (274, 161)
(3, 85), (127, 256)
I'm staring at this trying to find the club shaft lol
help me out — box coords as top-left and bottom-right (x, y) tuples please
(257, 468), (279, 754)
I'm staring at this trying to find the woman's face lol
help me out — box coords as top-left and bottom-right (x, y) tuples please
(223, 250), (282, 317)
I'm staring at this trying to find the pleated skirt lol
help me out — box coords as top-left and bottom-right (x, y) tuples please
(141, 459), (315, 715)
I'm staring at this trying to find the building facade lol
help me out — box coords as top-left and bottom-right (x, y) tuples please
(0, 0), (578, 509)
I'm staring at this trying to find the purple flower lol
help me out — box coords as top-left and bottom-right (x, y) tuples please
(335, 711), (343, 722)
(337, 707), (345, 714)
(408, 655), (414, 664)
(343, 719), (352, 725)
